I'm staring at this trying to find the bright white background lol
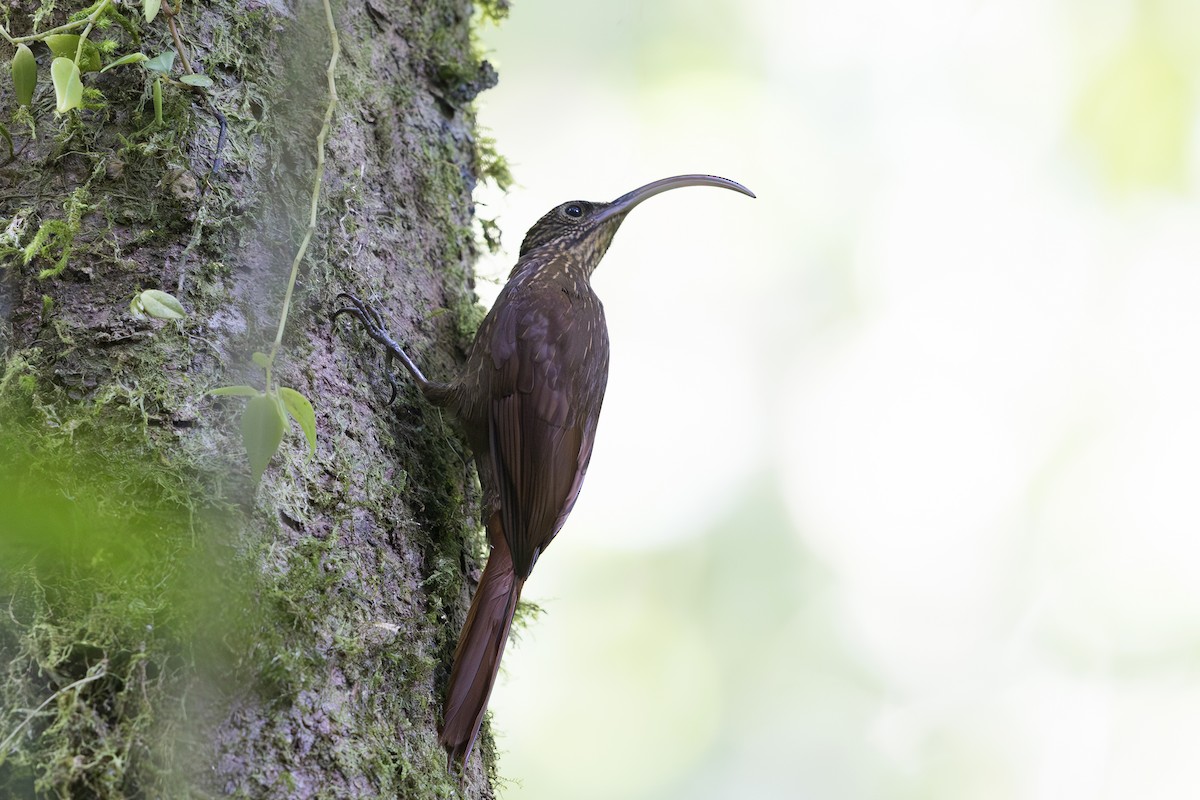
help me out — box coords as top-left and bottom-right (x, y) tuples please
(471, 1), (1200, 797)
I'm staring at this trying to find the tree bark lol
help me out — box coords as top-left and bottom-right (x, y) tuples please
(1, 0), (505, 797)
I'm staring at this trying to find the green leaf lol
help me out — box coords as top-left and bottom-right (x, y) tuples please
(44, 35), (102, 73)
(152, 77), (162, 124)
(179, 73), (212, 88)
(136, 289), (186, 320)
(144, 0), (161, 23)
(272, 391), (289, 431)
(99, 53), (148, 73)
(278, 387), (317, 458)
(143, 50), (175, 75)
(50, 57), (83, 114)
(251, 352), (273, 370)
(242, 392), (286, 485)
(210, 385), (260, 397)
(12, 44), (36, 107)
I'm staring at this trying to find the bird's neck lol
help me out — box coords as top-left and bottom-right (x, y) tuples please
(508, 249), (598, 292)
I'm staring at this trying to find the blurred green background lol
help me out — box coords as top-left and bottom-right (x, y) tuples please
(472, 1), (1200, 798)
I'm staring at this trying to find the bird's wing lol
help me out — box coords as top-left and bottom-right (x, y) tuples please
(486, 286), (607, 578)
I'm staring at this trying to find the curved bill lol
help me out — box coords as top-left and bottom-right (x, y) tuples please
(595, 174), (756, 222)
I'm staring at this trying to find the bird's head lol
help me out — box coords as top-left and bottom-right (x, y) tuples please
(517, 174), (755, 274)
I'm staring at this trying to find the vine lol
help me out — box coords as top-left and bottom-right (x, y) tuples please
(209, 0), (341, 486)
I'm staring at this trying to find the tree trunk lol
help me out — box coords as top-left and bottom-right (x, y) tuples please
(1, 0), (506, 797)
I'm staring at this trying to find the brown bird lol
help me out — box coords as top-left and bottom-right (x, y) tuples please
(334, 174), (755, 764)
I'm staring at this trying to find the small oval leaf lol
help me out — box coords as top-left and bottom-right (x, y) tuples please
(99, 53), (148, 73)
(144, 0), (162, 23)
(251, 352), (273, 370)
(278, 387), (317, 458)
(44, 35), (77, 60)
(13, 44), (36, 108)
(210, 385), (260, 397)
(143, 50), (176, 75)
(50, 57), (83, 114)
(44, 35), (101, 73)
(179, 73), (212, 88)
(242, 392), (286, 485)
(137, 289), (186, 320)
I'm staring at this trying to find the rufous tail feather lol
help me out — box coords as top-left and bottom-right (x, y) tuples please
(439, 531), (524, 764)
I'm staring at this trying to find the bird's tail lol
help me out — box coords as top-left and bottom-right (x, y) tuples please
(439, 527), (524, 764)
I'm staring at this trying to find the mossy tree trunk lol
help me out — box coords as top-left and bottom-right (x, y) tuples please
(1, 0), (507, 797)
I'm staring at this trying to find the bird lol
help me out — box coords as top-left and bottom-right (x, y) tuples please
(333, 174), (755, 765)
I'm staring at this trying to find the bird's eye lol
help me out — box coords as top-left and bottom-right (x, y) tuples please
(564, 204), (584, 218)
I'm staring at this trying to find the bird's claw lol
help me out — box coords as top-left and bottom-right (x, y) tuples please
(332, 292), (385, 337)
(331, 292), (405, 405)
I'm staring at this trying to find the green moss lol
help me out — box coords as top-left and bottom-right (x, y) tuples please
(0, 360), (240, 799)
(21, 185), (91, 280)
(31, 0), (59, 30)
(473, 0), (510, 25)
(244, 533), (345, 693)
(474, 132), (512, 193)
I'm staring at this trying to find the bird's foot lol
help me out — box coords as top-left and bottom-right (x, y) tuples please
(331, 292), (424, 404)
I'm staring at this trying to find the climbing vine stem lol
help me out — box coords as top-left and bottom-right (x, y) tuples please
(209, 0), (335, 485)
(267, 0), (340, 366)
(70, 0), (111, 66)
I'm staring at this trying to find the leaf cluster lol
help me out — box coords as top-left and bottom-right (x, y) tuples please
(211, 352), (317, 486)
